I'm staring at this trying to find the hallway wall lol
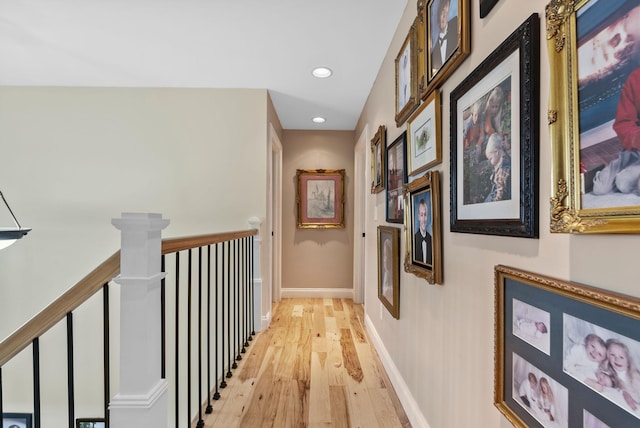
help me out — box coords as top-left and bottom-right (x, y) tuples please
(357, 1), (639, 427)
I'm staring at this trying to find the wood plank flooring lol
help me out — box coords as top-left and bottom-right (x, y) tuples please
(198, 298), (411, 428)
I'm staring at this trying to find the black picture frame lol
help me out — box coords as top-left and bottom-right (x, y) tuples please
(450, 13), (539, 238)
(479, 0), (499, 18)
(2, 413), (33, 428)
(386, 131), (408, 223)
(495, 265), (640, 428)
(76, 418), (105, 428)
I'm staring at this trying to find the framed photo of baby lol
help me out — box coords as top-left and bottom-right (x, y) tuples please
(548, 0), (640, 233)
(450, 13), (539, 238)
(495, 265), (640, 428)
(377, 226), (401, 319)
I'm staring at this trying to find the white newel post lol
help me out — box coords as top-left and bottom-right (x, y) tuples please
(110, 213), (170, 428)
(248, 217), (263, 333)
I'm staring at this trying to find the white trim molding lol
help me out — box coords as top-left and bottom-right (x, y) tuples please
(280, 288), (354, 299)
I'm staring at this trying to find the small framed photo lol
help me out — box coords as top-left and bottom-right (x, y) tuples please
(395, 19), (419, 127)
(386, 131), (408, 223)
(296, 169), (345, 229)
(371, 125), (386, 194)
(495, 265), (640, 428)
(479, 0), (499, 18)
(2, 413), (33, 428)
(416, 0), (470, 98)
(450, 14), (539, 238)
(377, 226), (401, 319)
(547, 0), (640, 233)
(76, 419), (105, 428)
(407, 89), (442, 177)
(403, 170), (442, 284)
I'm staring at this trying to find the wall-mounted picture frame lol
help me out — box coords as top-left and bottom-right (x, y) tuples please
(407, 89), (442, 177)
(395, 18), (420, 127)
(416, 0), (470, 99)
(386, 131), (408, 223)
(371, 125), (387, 194)
(403, 170), (442, 285)
(377, 225), (401, 319)
(479, 0), (499, 18)
(76, 419), (105, 428)
(547, 0), (640, 234)
(495, 264), (640, 428)
(450, 13), (539, 238)
(2, 413), (33, 428)
(296, 169), (345, 229)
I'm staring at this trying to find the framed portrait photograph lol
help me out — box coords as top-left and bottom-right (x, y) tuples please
(371, 125), (386, 194)
(386, 131), (408, 223)
(403, 170), (442, 284)
(2, 413), (33, 428)
(407, 89), (442, 177)
(76, 419), (105, 428)
(395, 18), (419, 127)
(416, 0), (470, 98)
(479, 0), (500, 18)
(450, 13), (539, 238)
(296, 169), (345, 229)
(548, 0), (640, 233)
(377, 226), (401, 319)
(495, 265), (640, 428)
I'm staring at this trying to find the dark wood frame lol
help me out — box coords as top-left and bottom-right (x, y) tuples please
(2, 413), (33, 428)
(76, 419), (105, 428)
(378, 226), (401, 319)
(386, 131), (408, 223)
(450, 13), (539, 238)
(495, 265), (640, 428)
(480, 0), (500, 18)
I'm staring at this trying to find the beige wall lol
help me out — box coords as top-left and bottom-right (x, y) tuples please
(357, 0), (637, 427)
(281, 130), (355, 291)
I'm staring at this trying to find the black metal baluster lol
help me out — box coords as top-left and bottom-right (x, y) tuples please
(175, 253), (180, 428)
(187, 249), (193, 428)
(220, 242), (227, 388)
(67, 313), (75, 428)
(214, 243), (222, 398)
(197, 247), (204, 428)
(250, 235), (255, 337)
(0, 367), (3, 426)
(242, 237), (249, 350)
(161, 255), (166, 379)
(226, 240), (233, 379)
(205, 245), (213, 413)
(33, 338), (41, 428)
(234, 239), (241, 366)
(103, 284), (110, 428)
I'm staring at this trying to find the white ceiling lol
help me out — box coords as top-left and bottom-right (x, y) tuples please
(0, 0), (409, 130)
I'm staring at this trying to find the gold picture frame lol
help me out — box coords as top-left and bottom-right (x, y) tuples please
(495, 264), (640, 427)
(407, 89), (442, 176)
(547, 0), (640, 233)
(371, 125), (387, 194)
(296, 169), (345, 229)
(378, 225), (401, 319)
(395, 18), (420, 127)
(403, 170), (443, 284)
(417, 0), (471, 100)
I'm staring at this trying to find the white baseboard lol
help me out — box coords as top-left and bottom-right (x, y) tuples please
(279, 287), (354, 299)
(365, 314), (430, 428)
(261, 310), (272, 330)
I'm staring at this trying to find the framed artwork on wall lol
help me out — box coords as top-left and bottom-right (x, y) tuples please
(395, 18), (420, 127)
(296, 169), (345, 229)
(479, 0), (499, 18)
(377, 226), (401, 319)
(450, 13), (539, 238)
(403, 170), (442, 284)
(76, 419), (105, 428)
(386, 131), (408, 223)
(495, 264), (640, 428)
(407, 89), (442, 177)
(2, 413), (33, 428)
(371, 125), (387, 194)
(547, 0), (640, 233)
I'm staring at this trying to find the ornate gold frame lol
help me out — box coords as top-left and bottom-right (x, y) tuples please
(296, 169), (345, 229)
(547, 0), (640, 233)
(395, 18), (420, 127)
(377, 225), (401, 319)
(403, 170), (443, 285)
(371, 125), (387, 194)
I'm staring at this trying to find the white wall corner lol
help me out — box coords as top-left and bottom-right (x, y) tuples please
(364, 314), (430, 428)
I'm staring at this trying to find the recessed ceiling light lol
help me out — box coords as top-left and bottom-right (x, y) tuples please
(312, 67), (333, 78)
(312, 117), (326, 123)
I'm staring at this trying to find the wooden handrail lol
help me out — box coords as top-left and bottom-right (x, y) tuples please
(0, 228), (258, 367)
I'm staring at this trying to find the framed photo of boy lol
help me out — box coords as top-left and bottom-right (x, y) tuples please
(395, 19), (419, 127)
(403, 170), (442, 284)
(377, 226), (401, 319)
(371, 125), (386, 194)
(296, 169), (345, 229)
(450, 13), (539, 238)
(495, 265), (640, 428)
(2, 413), (32, 428)
(386, 131), (408, 223)
(547, 0), (640, 233)
(407, 89), (442, 177)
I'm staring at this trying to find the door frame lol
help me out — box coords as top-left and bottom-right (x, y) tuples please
(353, 125), (368, 304)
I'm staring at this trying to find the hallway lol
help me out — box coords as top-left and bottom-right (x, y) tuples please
(200, 298), (411, 427)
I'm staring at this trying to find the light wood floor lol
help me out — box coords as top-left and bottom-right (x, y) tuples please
(198, 298), (411, 428)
